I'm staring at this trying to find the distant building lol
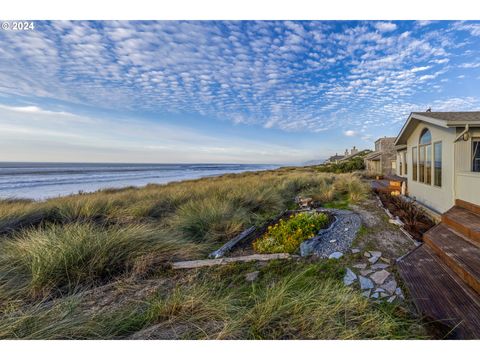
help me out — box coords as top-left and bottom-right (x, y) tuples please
(364, 137), (397, 175)
(325, 153), (345, 164)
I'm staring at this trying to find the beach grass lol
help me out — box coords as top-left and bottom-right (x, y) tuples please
(0, 167), (426, 340)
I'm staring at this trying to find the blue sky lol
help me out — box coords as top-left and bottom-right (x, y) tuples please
(1, 20), (480, 164)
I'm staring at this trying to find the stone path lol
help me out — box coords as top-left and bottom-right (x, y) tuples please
(343, 249), (404, 303)
(300, 208), (362, 258)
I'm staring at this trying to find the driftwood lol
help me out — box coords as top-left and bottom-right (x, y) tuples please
(208, 226), (256, 259)
(172, 253), (297, 270)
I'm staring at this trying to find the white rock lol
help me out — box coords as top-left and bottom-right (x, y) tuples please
(368, 255), (380, 264)
(380, 292), (389, 298)
(362, 290), (371, 298)
(359, 275), (374, 290)
(371, 263), (389, 270)
(343, 268), (357, 286)
(380, 257), (391, 264)
(371, 292), (380, 299)
(353, 263), (367, 269)
(245, 271), (260, 282)
(375, 287), (386, 293)
(344, 227), (349, 232)
(351, 248), (360, 254)
(364, 251), (371, 257)
(387, 295), (397, 303)
(360, 269), (373, 276)
(329, 239), (337, 243)
(383, 280), (397, 294)
(370, 270), (390, 285)
(328, 251), (343, 259)
(369, 251), (382, 258)
(395, 287), (404, 298)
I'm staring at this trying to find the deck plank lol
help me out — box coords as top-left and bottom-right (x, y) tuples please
(397, 245), (480, 339)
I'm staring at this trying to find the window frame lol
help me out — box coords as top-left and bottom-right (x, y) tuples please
(434, 141), (442, 187)
(473, 138), (480, 173)
(412, 146), (418, 181)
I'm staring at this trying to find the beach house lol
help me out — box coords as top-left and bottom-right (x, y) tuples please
(394, 111), (480, 214)
(394, 111), (480, 338)
(364, 137), (397, 175)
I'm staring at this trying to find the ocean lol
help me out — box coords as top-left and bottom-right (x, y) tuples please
(0, 162), (279, 201)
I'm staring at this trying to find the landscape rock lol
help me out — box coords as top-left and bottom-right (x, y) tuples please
(360, 269), (373, 276)
(362, 290), (371, 298)
(380, 257), (391, 264)
(371, 292), (380, 299)
(369, 251), (382, 258)
(353, 263), (367, 269)
(245, 271), (260, 282)
(387, 295), (397, 303)
(380, 292), (389, 298)
(370, 270), (390, 285)
(351, 248), (360, 254)
(371, 263), (389, 270)
(329, 239), (337, 243)
(383, 280), (397, 294)
(375, 287), (386, 293)
(328, 251), (343, 259)
(395, 287), (404, 299)
(368, 255), (380, 264)
(343, 268), (357, 286)
(364, 251), (371, 257)
(359, 275), (374, 290)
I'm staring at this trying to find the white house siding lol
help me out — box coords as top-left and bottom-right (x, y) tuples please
(406, 121), (456, 214)
(455, 127), (480, 206)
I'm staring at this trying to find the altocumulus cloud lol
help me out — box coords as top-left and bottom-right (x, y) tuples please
(1, 20), (480, 152)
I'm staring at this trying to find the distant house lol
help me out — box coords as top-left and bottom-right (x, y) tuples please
(324, 153), (345, 164)
(364, 137), (397, 175)
(395, 111), (480, 214)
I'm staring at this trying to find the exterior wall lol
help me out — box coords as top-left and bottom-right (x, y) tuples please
(377, 138), (397, 175)
(455, 127), (480, 206)
(406, 121), (456, 214)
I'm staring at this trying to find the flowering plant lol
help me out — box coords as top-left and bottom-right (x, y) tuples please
(253, 212), (329, 254)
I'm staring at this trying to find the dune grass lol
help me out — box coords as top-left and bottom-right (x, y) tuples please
(0, 260), (428, 340)
(0, 167), (410, 339)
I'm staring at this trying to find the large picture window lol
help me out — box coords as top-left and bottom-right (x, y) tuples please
(418, 128), (431, 184)
(473, 139), (480, 172)
(434, 142), (442, 186)
(412, 146), (417, 181)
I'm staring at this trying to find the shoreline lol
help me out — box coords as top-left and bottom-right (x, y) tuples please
(0, 165), (281, 202)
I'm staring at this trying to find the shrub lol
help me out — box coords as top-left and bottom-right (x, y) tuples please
(253, 212), (329, 254)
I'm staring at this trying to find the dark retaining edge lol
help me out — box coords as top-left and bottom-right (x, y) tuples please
(209, 226), (256, 259)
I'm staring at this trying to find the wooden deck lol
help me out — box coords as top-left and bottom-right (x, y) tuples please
(397, 200), (480, 339)
(397, 245), (480, 339)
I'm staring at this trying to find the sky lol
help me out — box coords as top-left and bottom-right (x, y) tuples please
(1, 20), (480, 164)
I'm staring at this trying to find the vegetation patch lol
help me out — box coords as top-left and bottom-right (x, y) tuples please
(253, 212), (330, 254)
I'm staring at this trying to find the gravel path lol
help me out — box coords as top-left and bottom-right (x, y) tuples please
(300, 208), (362, 258)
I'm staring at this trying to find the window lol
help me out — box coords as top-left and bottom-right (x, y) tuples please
(473, 139), (480, 172)
(412, 146), (417, 181)
(399, 156), (403, 175)
(419, 145), (425, 182)
(434, 142), (442, 187)
(418, 128), (432, 184)
(404, 151), (408, 175)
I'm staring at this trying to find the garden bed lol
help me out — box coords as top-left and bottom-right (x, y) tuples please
(219, 209), (335, 257)
(374, 189), (435, 241)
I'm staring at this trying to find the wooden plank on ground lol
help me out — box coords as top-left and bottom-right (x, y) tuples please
(208, 226), (256, 259)
(172, 253), (296, 269)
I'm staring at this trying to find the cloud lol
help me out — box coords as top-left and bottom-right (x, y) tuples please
(344, 130), (357, 137)
(459, 62), (480, 68)
(374, 22), (397, 33)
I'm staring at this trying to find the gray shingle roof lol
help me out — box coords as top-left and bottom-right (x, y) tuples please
(412, 111), (480, 123)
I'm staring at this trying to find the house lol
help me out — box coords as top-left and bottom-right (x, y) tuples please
(364, 137), (397, 175)
(394, 111), (480, 338)
(394, 111), (480, 214)
(324, 153), (345, 164)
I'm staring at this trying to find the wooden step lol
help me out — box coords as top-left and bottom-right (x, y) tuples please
(456, 199), (480, 216)
(442, 206), (480, 245)
(424, 224), (480, 294)
(397, 245), (480, 339)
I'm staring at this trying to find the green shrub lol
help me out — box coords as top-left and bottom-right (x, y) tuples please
(253, 212), (329, 254)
